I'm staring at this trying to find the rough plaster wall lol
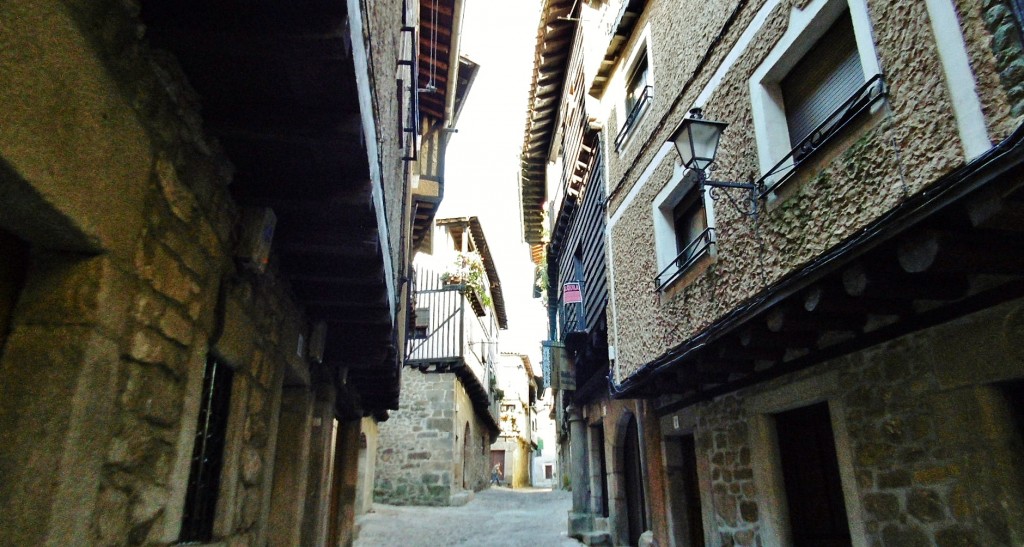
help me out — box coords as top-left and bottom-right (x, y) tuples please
(606, 0), (970, 379)
(375, 371), (457, 505)
(688, 298), (1024, 546)
(603, 0), (764, 202)
(0, 2), (317, 544)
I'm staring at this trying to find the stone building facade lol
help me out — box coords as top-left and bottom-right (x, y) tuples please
(491, 353), (540, 488)
(374, 217), (506, 506)
(530, 388), (560, 488)
(374, 372), (493, 505)
(523, 0), (1024, 545)
(522, 1), (660, 544)
(0, 0), (470, 545)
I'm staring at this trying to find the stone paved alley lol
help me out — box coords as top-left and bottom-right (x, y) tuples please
(354, 487), (584, 547)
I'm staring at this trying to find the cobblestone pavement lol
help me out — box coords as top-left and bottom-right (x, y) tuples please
(354, 486), (584, 547)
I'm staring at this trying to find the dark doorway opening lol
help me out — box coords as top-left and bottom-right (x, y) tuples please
(0, 228), (29, 355)
(1002, 379), (1024, 441)
(623, 415), (648, 545)
(462, 423), (471, 489)
(593, 424), (609, 517)
(776, 402), (851, 547)
(678, 434), (705, 547)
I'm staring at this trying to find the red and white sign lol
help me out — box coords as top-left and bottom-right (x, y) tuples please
(563, 282), (583, 304)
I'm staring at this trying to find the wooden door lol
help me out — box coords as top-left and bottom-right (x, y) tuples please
(776, 402), (851, 547)
(624, 415), (647, 545)
(678, 435), (705, 547)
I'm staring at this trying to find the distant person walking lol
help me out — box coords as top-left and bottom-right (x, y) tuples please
(491, 463), (502, 486)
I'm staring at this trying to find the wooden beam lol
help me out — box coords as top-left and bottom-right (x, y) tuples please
(419, 19), (452, 38)
(697, 358), (757, 375)
(843, 262), (971, 300)
(804, 284), (912, 316)
(716, 344), (782, 362)
(738, 327), (817, 349)
(766, 306), (865, 333)
(277, 238), (379, 258)
(897, 229), (1024, 275)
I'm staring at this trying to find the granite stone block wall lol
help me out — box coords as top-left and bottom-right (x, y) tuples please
(662, 298), (1024, 546)
(375, 369), (495, 505)
(0, 1), (381, 544)
(454, 372), (493, 494)
(375, 372), (458, 506)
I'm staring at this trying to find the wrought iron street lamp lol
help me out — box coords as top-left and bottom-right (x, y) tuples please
(669, 108), (761, 218)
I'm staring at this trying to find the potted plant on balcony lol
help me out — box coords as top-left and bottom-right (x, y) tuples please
(441, 251), (492, 308)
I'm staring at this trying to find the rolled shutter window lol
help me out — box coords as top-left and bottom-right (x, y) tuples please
(781, 11), (864, 149)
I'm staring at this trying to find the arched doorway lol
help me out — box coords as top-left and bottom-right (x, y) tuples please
(623, 414), (647, 545)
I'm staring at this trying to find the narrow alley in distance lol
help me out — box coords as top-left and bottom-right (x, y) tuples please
(355, 487), (583, 547)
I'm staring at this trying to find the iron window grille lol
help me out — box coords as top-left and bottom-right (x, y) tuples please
(615, 84), (654, 151)
(655, 226), (716, 291)
(757, 74), (887, 198)
(180, 356), (234, 543)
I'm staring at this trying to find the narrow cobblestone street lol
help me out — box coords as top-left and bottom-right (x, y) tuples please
(354, 487), (583, 547)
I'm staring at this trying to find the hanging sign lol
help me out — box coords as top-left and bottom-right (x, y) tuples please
(563, 282), (583, 304)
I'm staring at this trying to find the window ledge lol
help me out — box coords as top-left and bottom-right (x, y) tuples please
(658, 247), (717, 301)
(757, 74), (888, 207)
(763, 103), (886, 211)
(615, 85), (654, 152)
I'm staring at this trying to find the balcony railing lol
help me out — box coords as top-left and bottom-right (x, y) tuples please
(655, 227), (716, 291)
(757, 74), (887, 197)
(406, 268), (497, 386)
(614, 84), (654, 151)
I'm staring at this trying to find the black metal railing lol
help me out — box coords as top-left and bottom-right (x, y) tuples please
(615, 84), (654, 151)
(557, 289), (586, 341)
(655, 227), (716, 291)
(406, 268), (463, 363)
(757, 74), (887, 197)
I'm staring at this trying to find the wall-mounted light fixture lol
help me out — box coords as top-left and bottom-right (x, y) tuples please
(669, 108), (761, 219)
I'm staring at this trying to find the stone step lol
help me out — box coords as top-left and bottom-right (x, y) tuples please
(449, 490), (474, 506)
(581, 531), (612, 546)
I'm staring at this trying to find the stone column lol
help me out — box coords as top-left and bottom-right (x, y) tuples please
(0, 256), (126, 546)
(567, 404), (592, 538)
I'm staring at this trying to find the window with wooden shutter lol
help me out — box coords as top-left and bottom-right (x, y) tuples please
(781, 11), (863, 150)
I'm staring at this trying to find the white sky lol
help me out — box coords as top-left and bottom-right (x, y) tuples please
(436, 0), (548, 367)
